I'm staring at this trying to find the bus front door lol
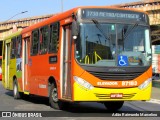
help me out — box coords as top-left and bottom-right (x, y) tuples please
(61, 25), (72, 100)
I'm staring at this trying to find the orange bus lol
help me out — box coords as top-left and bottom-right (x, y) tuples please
(2, 6), (152, 111)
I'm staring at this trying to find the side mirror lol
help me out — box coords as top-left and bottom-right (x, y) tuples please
(72, 20), (79, 40)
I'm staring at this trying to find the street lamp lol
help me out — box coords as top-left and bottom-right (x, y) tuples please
(4, 11), (28, 22)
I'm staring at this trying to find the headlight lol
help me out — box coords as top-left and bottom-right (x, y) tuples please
(138, 78), (152, 90)
(73, 76), (94, 90)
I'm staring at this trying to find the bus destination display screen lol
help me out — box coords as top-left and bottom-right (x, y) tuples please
(81, 9), (146, 22)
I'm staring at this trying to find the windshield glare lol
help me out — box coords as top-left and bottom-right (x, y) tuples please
(75, 23), (151, 67)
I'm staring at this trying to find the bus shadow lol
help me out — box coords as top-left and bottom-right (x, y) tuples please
(62, 102), (141, 113)
(4, 90), (13, 97)
(4, 90), (141, 114)
(5, 90), (49, 106)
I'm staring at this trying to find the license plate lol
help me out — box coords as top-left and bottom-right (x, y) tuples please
(110, 93), (123, 98)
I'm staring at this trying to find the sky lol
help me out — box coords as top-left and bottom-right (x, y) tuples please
(0, 0), (140, 22)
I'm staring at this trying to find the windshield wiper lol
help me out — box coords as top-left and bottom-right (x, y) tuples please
(92, 19), (110, 41)
(123, 23), (138, 40)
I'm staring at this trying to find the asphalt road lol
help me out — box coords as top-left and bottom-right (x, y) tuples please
(0, 81), (160, 120)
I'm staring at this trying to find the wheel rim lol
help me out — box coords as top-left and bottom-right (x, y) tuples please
(14, 84), (17, 96)
(51, 88), (58, 102)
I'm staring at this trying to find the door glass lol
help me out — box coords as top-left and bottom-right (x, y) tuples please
(62, 25), (72, 99)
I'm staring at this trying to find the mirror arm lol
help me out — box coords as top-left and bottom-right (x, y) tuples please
(71, 13), (79, 40)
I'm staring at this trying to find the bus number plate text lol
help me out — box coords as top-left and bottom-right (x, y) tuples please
(122, 81), (137, 86)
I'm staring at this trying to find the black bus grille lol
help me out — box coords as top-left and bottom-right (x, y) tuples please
(87, 71), (143, 80)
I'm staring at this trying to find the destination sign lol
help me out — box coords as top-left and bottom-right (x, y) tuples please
(81, 9), (146, 22)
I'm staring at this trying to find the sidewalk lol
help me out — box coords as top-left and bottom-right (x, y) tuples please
(152, 80), (160, 100)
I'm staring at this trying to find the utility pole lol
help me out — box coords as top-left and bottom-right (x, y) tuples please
(61, 0), (63, 12)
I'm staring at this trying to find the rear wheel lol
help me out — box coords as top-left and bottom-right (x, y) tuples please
(13, 80), (22, 99)
(104, 101), (124, 111)
(49, 83), (68, 110)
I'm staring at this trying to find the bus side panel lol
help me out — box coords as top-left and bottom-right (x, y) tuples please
(28, 56), (38, 95)
(9, 59), (16, 90)
(34, 55), (50, 96)
(16, 58), (23, 92)
(33, 54), (60, 97)
(2, 41), (5, 88)
(29, 55), (47, 96)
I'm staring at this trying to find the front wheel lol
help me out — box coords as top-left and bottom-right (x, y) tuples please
(49, 83), (68, 110)
(104, 101), (124, 111)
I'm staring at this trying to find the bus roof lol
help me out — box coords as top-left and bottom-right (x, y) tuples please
(76, 6), (147, 14)
(22, 6), (147, 34)
(3, 30), (22, 40)
(21, 7), (77, 34)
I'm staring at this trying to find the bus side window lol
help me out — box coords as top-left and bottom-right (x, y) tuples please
(11, 37), (16, 59)
(49, 23), (59, 53)
(16, 35), (22, 58)
(40, 26), (49, 54)
(31, 30), (39, 56)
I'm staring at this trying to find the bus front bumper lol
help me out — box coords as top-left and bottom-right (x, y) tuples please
(73, 82), (152, 101)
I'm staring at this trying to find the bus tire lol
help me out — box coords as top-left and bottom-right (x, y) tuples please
(104, 101), (124, 111)
(13, 80), (22, 99)
(49, 83), (67, 110)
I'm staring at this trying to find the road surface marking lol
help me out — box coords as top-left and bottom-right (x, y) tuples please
(146, 99), (160, 105)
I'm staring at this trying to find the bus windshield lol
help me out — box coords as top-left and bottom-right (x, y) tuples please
(75, 23), (151, 67)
